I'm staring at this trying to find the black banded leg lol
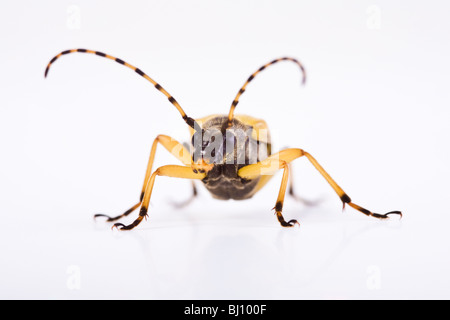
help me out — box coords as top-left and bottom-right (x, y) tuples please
(93, 134), (191, 225)
(300, 152), (403, 220)
(94, 202), (141, 222)
(112, 208), (148, 231)
(344, 198), (402, 220)
(238, 148), (402, 226)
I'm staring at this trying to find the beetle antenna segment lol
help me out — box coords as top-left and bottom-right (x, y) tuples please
(44, 49), (199, 130)
(227, 57), (306, 127)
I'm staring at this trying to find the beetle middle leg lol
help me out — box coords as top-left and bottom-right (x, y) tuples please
(169, 142), (198, 208)
(238, 148), (402, 227)
(94, 134), (192, 222)
(287, 164), (322, 206)
(169, 181), (198, 209)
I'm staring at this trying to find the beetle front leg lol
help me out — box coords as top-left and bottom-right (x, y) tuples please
(239, 158), (300, 227)
(113, 165), (206, 231)
(94, 134), (192, 224)
(273, 161), (300, 227)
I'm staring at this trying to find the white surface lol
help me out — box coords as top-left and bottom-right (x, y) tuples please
(1, 1), (450, 299)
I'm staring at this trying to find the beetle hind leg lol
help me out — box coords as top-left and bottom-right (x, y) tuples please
(345, 201), (402, 219)
(288, 164), (322, 206)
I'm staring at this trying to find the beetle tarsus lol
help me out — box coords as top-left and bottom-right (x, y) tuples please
(111, 223), (126, 230)
(111, 222), (139, 231)
(285, 219), (300, 227)
(275, 210), (300, 227)
(94, 213), (117, 222)
(373, 210), (403, 220)
(93, 202), (141, 223)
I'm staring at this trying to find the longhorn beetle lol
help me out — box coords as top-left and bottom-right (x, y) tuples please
(44, 49), (402, 230)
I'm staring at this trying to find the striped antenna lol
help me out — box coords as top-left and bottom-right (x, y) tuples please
(227, 57), (306, 126)
(44, 49), (198, 129)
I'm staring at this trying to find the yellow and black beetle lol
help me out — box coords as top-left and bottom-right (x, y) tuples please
(45, 49), (402, 230)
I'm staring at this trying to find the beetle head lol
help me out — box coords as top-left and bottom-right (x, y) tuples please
(191, 118), (254, 166)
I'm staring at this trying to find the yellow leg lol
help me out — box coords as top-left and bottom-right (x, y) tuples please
(113, 165), (206, 230)
(94, 135), (192, 222)
(238, 148), (402, 227)
(140, 135), (192, 200)
(273, 161), (300, 227)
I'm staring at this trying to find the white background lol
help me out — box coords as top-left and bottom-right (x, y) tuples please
(1, 1), (450, 299)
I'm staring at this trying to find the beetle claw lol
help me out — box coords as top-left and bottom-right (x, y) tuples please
(111, 223), (126, 230)
(286, 219), (300, 227)
(94, 213), (115, 222)
(374, 210), (403, 220)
